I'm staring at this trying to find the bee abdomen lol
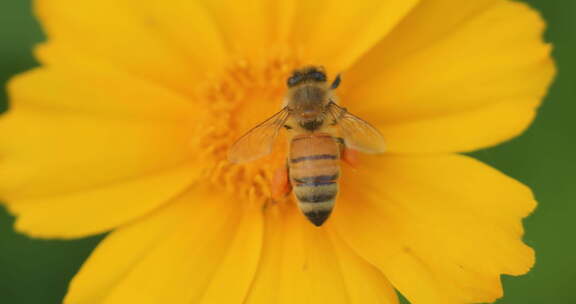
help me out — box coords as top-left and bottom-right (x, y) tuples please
(289, 134), (340, 226)
(290, 154), (337, 163)
(295, 182), (337, 202)
(293, 174), (339, 185)
(293, 176), (338, 226)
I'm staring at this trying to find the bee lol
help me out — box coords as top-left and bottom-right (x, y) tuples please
(228, 66), (385, 226)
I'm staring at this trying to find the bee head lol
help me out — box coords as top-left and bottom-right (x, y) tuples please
(287, 66), (327, 87)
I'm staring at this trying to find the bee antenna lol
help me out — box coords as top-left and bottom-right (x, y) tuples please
(331, 74), (341, 89)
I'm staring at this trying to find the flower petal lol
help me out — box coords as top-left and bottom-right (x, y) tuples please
(36, 0), (229, 93)
(342, 0), (555, 153)
(8, 65), (196, 121)
(378, 99), (538, 154)
(0, 66), (203, 237)
(64, 190), (263, 304)
(332, 154), (535, 304)
(5, 163), (199, 238)
(196, 0), (419, 72)
(195, 0), (277, 61)
(329, 233), (400, 304)
(0, 109), (194, 199)
(245, 204), (398, 304)
(289, 0), (420, 72)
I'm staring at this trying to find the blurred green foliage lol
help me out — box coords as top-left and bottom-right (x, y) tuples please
(0, 0), (574, 303)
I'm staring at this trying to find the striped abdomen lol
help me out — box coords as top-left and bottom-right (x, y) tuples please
(289, 133), (340, 226)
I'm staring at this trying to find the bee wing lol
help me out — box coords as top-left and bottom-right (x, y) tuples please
(326, 102), (386, 154)
(228, 107), (291, 163)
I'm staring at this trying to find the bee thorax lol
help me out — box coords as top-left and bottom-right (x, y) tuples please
(291, 85), (326, 104)
(299, 119), (324, 131)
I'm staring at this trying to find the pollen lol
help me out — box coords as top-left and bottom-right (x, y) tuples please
(196, 57), (300, 207)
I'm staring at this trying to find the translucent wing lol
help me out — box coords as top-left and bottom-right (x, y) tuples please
(228, 107), (291, 163)
(326, 102), (386, 153)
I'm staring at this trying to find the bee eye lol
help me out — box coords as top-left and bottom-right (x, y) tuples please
(287, 74), (302, 87)
(311, 71), (326, 82)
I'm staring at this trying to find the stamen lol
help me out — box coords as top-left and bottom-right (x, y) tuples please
(197, 57), (301, 207)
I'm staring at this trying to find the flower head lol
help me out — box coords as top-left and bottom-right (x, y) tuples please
(0, 0), (555, 303)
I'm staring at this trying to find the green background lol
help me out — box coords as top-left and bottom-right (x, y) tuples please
(0, 0), (574, 303)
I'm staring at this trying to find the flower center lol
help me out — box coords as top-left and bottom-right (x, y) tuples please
(197, 58), (302, 207)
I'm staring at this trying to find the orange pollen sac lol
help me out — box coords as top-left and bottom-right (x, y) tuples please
(196, 58), (300, 207)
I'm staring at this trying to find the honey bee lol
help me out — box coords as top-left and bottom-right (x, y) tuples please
(228, 66), (385, 226)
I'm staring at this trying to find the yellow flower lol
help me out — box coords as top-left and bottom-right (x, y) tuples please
(0, 0), (554, 303)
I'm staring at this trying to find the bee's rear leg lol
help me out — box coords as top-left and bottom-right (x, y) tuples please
(342, 147), (359, 168)
(272, 164), (292, 200)
(336, 137), (359, 168)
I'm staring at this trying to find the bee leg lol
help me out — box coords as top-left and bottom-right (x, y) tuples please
(272, 164), (292, 199)
(342, 147), (359, 168)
